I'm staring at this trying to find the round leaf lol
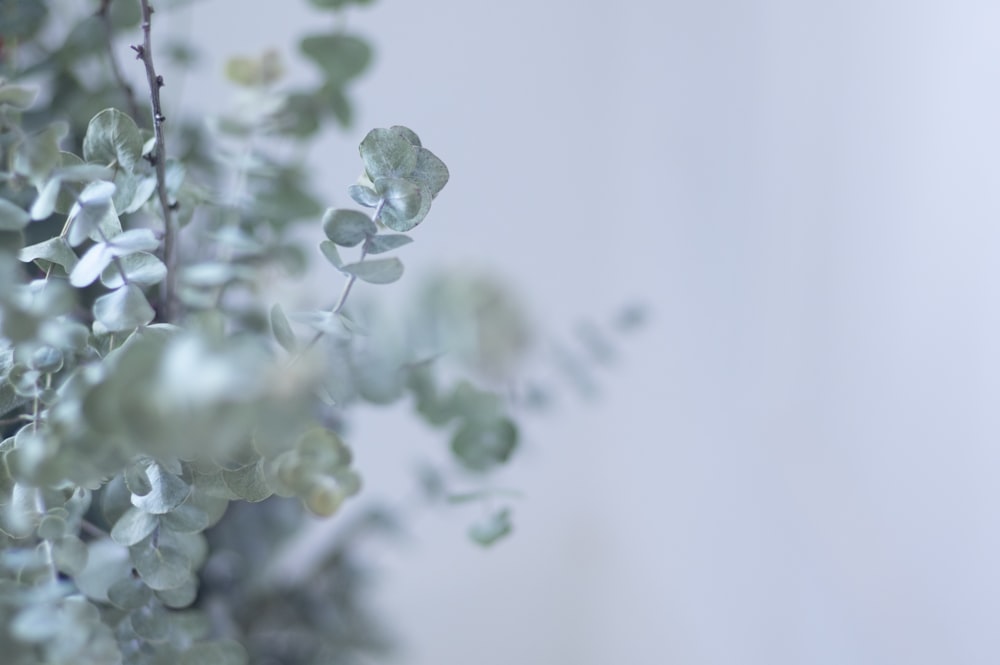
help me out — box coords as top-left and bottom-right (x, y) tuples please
(131, 543), (192, 591)
(0, 198), (30, 231)
(110, 507), (160, 546)
(93, 284), (155, 332)
(100, 252), (167, 288)
(450, 417), (518, 472)
(131, 464), (191, 515)
(83, 108), (143, 173)
(374, 177), (430, 231)
(322, 208), (375, 247)
(365, 233), (412, 255)
(359, 127), (419, 180)
(300, 34), (371, 84)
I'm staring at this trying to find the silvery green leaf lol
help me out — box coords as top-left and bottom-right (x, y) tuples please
(469, 507), (513, 546)
(52, 534), (88, 575)
(373, 177), (430, 232)
(107, 228), (159, 255)
(131, 543), (192, 591)
(270, 303), (298, 352)
(93, 284), (155, 331)
(69, 242), (113, 287)
(0, 198), (30, 230)
(365, 233), (412, 255)
(67, 180), (119, 247)
(130, 602), (171, 642)
(0, 83), (38, 109)
(100, 252), (167, 288)
(318, 239), (343, 268)
(322, 208), (375, 247)
(347, 183), (379, 208)
(221, 460), (272, 502)
(107, 576), (152, 611)
(83, 108), (144, 173)
(359, 127), (419, 180)
(19, 237), (78, 273)
(300, 33), (371, 84)
(341, 257), (404, 285)
(155, 577), (198, 608)
(110, 507), (159, 546)
(30, 177), (61, 220)
(411, 147), (449, 197)
(131, 464), (191, 515)
(159, 503), (210, 534)
(450, 417), (518, 472)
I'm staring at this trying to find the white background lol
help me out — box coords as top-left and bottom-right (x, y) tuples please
(169, 1), (1000, 663)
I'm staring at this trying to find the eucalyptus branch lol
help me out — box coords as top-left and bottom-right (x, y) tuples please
(291, 200), (385, 364)
(97, 0), (141, 121)
(131, 0), (176, 320)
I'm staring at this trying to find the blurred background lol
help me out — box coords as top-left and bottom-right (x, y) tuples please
(170, 1), (1000, 663)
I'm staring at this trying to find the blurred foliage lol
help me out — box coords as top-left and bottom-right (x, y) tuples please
(0, 0), (643, 662)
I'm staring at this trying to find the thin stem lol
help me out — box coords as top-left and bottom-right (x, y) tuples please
(131, 0), (176, 321)
(97, 0), (141, 121)
(289, 200), (384, 365)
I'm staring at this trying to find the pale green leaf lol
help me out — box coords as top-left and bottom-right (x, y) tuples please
(70, 242), (113, 287)
(469, 508), (513, 546)
(347, 183), (379, 208)
(0, 83), (38, 109)
(450, 417), (518, 472)
(52, 534), (88, 575)
(374, 177), (430, 232)
(318, 239), (343, 268)
(359, 127), (419, 180)
(270, 303), (298, 352)
(131, 464), (191, 515)
(300, 33), (371, 84)
(322, 208), (375, 247)
(93, 283), (155, 332)
(131, 543), (192, 590)
(19, 237), (78, 273)
(100, 251), (167, 288)
(341, 257), (404, 284)
(83, 108), (144, 173)
(107, 576), (152, 611)
(365, 233), (412, 255)
(221, 460), (272, 502)
(110, 507), (159, 546)
(0, 198), (30, 231)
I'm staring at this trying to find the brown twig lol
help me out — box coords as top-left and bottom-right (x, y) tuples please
(131, 0), (176, 321)
(97, 0), (141, 121)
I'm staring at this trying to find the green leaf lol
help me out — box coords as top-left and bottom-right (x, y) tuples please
(66, 180), (118, 247)
(0, 198), (30, 231)
(365, 233), (412, 255)
(131, 464), (191, 515)
(83, 108), (144, 173)
(318, 239), (343, 268)
(374, 177), (430, 231)
(12, 123), (66, 185)
(52, 534), (89, 575)
(159, 503), (210, 534)
(300, 33), (371, 84)
(93, 284), (155, 332)
(322, 208), (375, 247)
(107, 228), (160, 255)
(359, 127), (419, 180)
(100, 252), (167, 288)
(130, 602), (172, 642)
(0, 83), (38, 109)
(341, 257), (404, 285)
(412, 147), (450, 198)
(107, 576), (153, 611)
(76, 539), (130, 603)
(70, 242), (114, 287)
(156, 577), (198, 608)
(181, 641), (249, 665)
(450, 417), (518, 472)
(111, 507), (160, 546)
(131, 543), (192, 591)
(469, 508), (513, 546)
(221, 460), (272, 502)
(347, 184), (380, 208)
(270, 303), (298, 352)
(19, 237), (78, 274)
(30, 177), (60, 220)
